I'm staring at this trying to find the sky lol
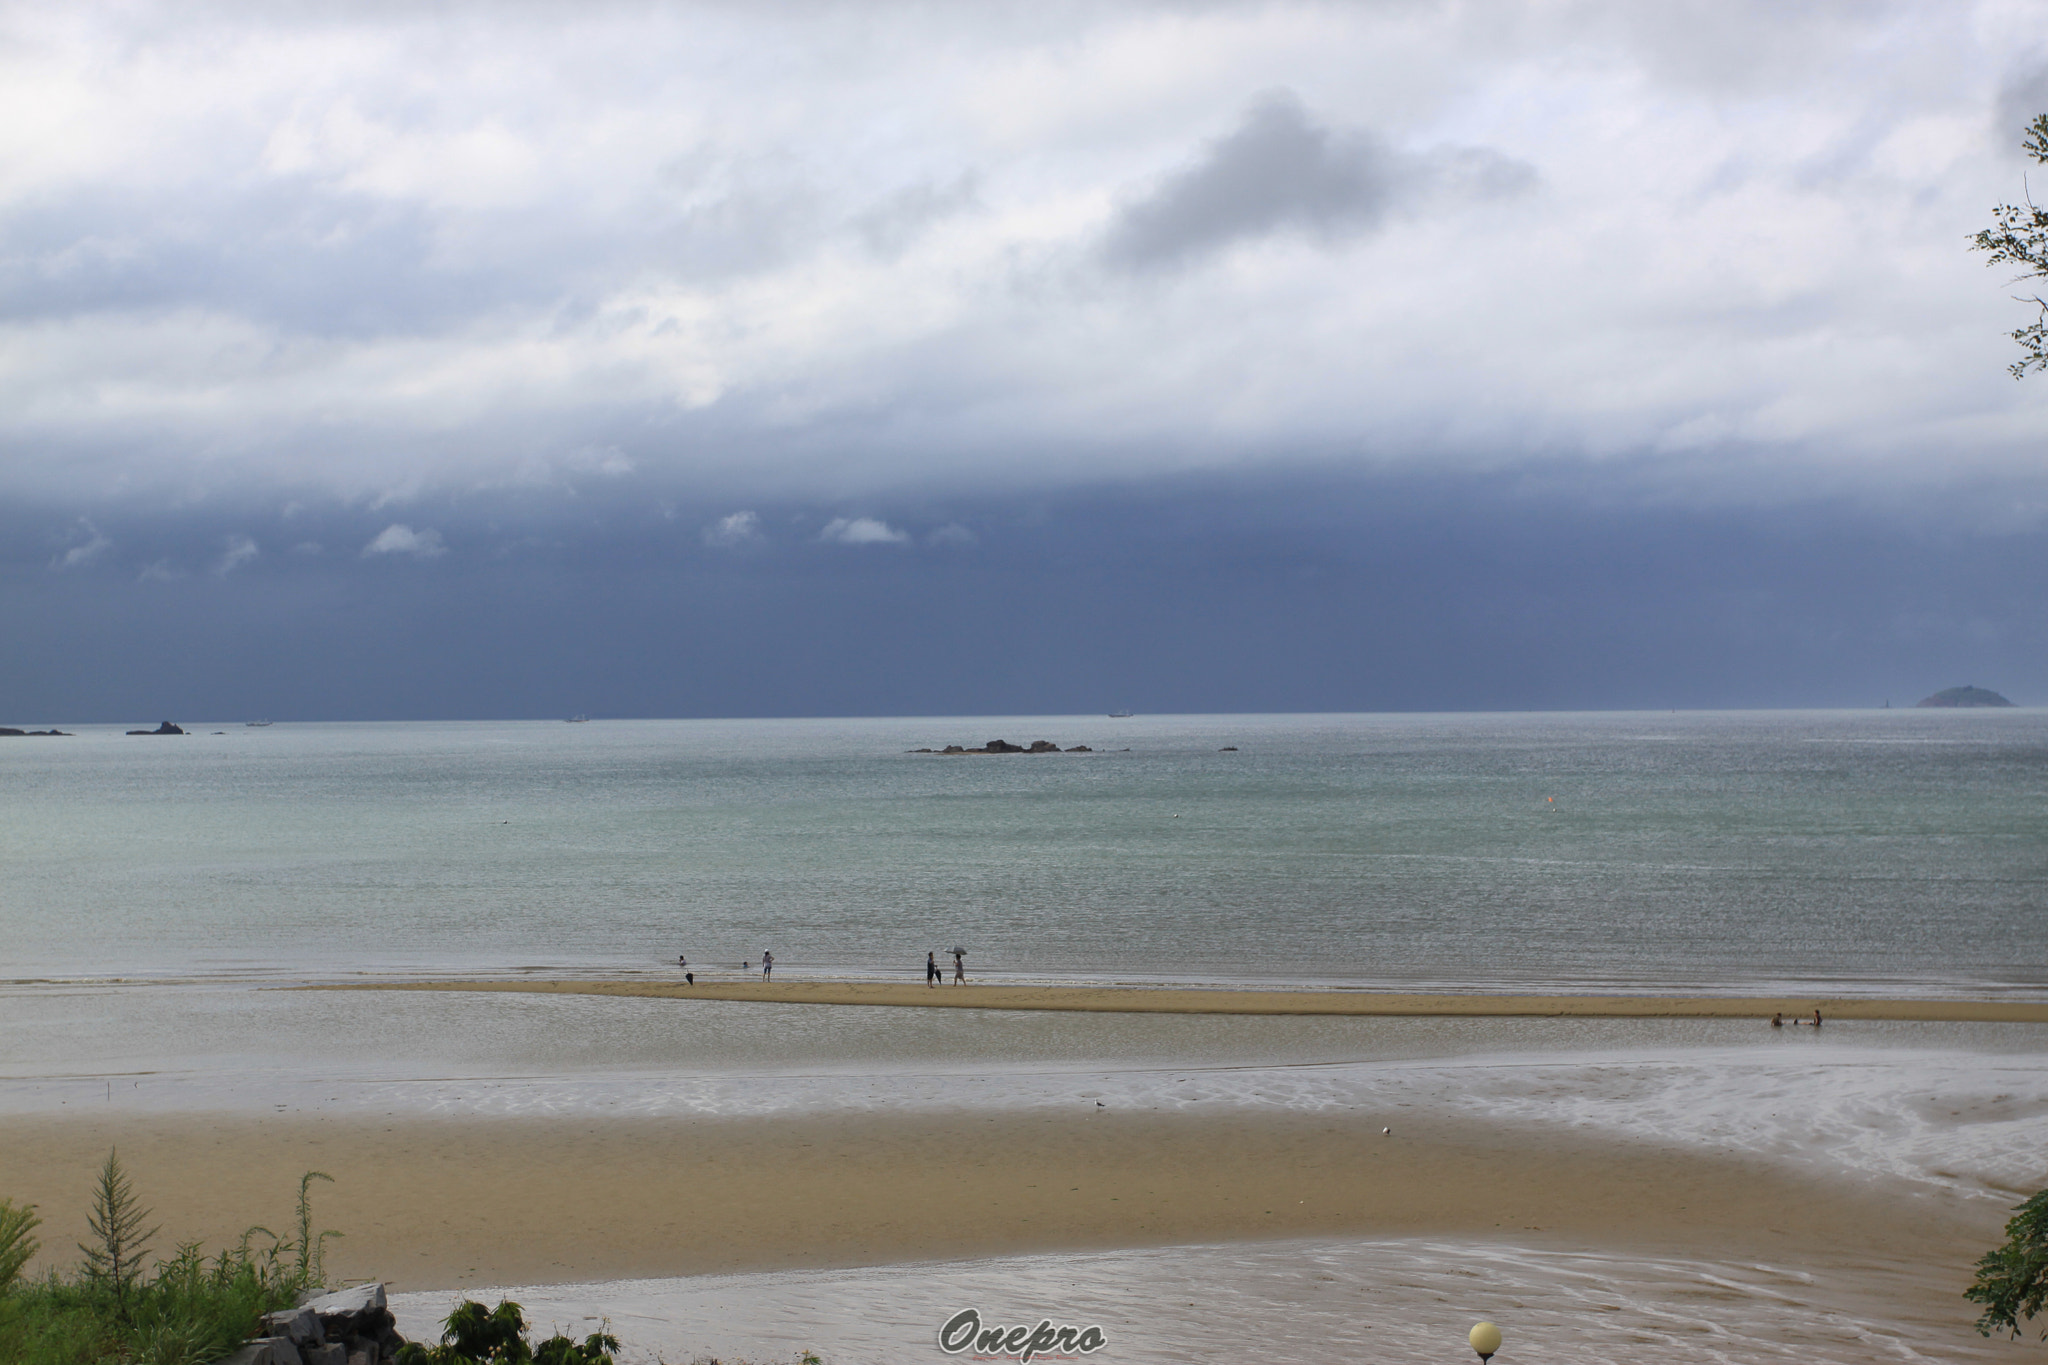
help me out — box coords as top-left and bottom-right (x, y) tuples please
(3, 0), (2046, 721)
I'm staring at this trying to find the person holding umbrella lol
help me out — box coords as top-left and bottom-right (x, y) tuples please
(951, 947), (966, 984)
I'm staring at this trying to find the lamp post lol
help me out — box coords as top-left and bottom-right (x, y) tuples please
(1469, 1321), (1502, 1362)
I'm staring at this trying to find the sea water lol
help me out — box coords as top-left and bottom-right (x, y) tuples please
(6, 710), (2046, 1363)
(2, 709), (2044, 992)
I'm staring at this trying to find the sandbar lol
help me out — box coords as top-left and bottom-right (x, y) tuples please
(309, 978), (2048, 1022)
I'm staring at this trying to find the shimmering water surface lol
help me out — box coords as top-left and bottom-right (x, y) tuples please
(3, 710), (2044, 992)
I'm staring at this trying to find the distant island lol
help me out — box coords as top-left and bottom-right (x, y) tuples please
(1916, 686), (2014, 708)
(0, 727), (71, 736)
(125, 721), (188, 735)
(910, 739), (1094, 754)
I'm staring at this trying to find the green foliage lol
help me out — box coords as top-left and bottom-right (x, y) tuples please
(78, 1150), (160, 1319)
(0, 1160), (336, 1365)
(394, 1299), (619, 1365)
(292, 1171), (340, 1288)
(1973, 113), (2048, 378)
(1968, 1187), (2048, 1338)
(0, 1198), (41, 1294)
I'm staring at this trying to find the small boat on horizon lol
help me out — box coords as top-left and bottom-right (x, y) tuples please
(245, 719), (273, 727)
(567, 714), (590, 723)
(1107, 710), (1134, 719)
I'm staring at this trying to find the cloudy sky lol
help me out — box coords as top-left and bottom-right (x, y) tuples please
(3, 0), (2045, 720)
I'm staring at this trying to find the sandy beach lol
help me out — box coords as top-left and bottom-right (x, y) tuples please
(315, 977), (2048, 1022)
(7, 978), (2041, 1360)
(0, 1102), (1994, 1293)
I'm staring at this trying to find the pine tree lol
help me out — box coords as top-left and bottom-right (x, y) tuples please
(0, 1196), (39, 1293)
(77, 1148), (159, 1319)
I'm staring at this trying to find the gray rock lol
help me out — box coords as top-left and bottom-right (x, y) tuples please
(300, 1283), (387, 1319)
(302, 1346), (347, 1365)
(261, 1308), (324, 1344)
(217, 1337), (303, 1365)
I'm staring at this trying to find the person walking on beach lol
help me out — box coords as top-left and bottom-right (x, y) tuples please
(926, 951), (940, 987)
(951, 947), (966, 984)
(762, 950), (774, 980)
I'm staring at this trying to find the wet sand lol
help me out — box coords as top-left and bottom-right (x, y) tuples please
(0, 1105), (1998, 1298)
(312, 977), (2048, 1022)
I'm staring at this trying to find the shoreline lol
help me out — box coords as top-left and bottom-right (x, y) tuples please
(305, 978), (2048, 1022)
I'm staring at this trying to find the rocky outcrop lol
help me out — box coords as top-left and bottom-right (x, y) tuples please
(910, 738), (1092, 754)
(0, 727), (70, 736)
(125, 721), (186, 735)
(217, 1282), (409, 1365)
(1916, 686), (2014, 708)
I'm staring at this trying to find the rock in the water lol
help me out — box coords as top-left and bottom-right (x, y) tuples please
(125, 721), (186, 735)
(1219, 746), (1238, 751)
(922, 738), (1090, 754)
(1916, 686), (2014, 708)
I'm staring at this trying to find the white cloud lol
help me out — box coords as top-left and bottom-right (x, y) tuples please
(703, 509), (762, 547)
(0, 4), (2040, 512)
(215, 534), (259, 575)
(361, 523), (447, 558)
(820, 516), (909, 546)
(136, 559), (182, 582)
(928, 522), (978, 547)
(51, 519), (110, 570)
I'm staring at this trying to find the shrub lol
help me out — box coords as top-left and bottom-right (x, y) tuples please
(0, 1152), (336, 1365)
(1968, 1187), (2048, 1338)
(395, 1299), (619, 1365)
(0, 1198), (40, 1294)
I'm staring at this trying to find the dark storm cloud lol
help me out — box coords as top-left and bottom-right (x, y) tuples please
(1101, 91), (1534, 271)
(4, 469), (2042, 722)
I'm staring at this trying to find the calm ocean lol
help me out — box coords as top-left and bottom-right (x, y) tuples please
(4, 709), (2043, 996)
